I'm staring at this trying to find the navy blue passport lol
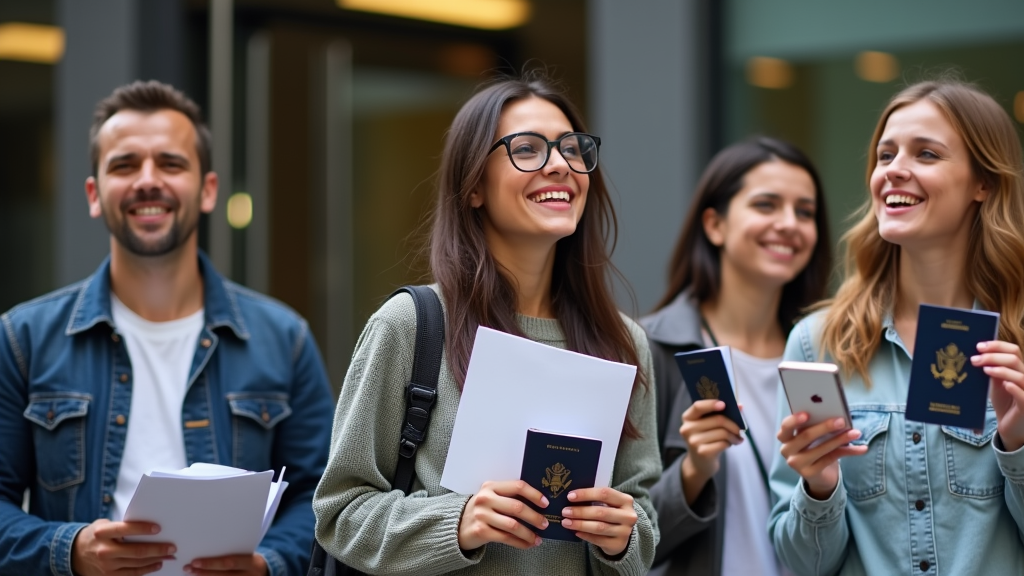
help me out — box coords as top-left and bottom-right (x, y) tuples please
(519, 429), (601, 542)
(906, 304), (1000, 428)
(673, 347), (747, 430)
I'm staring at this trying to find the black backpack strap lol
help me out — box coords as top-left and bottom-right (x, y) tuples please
(388, 285), (445, 494)
(306, 286), (444, 576)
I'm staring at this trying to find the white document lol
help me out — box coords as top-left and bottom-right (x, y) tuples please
(124, 463), (288, 575)
(441, 327), (637, 494)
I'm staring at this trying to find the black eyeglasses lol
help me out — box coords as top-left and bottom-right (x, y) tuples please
(488, 132), (601, 174)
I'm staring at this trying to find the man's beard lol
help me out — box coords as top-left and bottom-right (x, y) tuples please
(101, 187), (200, 257)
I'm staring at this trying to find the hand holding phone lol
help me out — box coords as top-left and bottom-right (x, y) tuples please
(776, 361), (867, 499)
(779, 361), (851, 434)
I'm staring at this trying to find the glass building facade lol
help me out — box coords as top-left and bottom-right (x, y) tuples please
(1, 0), (1022, 389)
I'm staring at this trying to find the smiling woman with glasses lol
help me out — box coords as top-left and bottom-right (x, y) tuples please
(313, 71), (661, 575)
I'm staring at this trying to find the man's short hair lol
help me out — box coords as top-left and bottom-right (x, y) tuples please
(89, 80), (212, 176)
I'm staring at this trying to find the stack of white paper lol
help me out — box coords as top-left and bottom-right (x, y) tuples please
(124, 463), (288, 575)
(441, 327), (637, 494)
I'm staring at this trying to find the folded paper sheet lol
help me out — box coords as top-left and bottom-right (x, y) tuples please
(124, 463), (288, 575)
(441, 327), (637, 494)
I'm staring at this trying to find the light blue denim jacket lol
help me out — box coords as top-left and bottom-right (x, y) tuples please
(768, 310), (1024, 576)
(0, 253), (335, 576)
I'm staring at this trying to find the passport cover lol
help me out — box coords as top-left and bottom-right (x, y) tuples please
(905, 304), (1000, 428)
(674, 347), (747, 430)
(519, 429), (601, 542)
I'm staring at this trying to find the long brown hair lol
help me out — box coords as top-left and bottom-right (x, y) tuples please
(654, 137), (832, 331)
(429, 72), (647, 438)
(820, 80), (1024, 383)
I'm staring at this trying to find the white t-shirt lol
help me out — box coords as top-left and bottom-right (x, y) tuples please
(109, 295), (204, 521)
(720, 346), (793, 576)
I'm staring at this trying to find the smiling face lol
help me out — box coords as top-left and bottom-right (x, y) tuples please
(86, 109), (216, 257)
(471, 96), (589, 252)
(704, 159), (819, 290)
(870, 99), (987, 249)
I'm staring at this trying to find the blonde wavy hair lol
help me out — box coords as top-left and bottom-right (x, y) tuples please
(818, 80), (1024, 384)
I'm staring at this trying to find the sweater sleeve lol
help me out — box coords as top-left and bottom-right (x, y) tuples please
(590, 319), (663, 575)
(312, 295), (480, 576)
(767, 316), (851, 576)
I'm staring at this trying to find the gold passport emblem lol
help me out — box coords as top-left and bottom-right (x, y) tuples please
(931, 343), (968, 389)
(542, 463), (572, 498)
(696, 376), (720, 400)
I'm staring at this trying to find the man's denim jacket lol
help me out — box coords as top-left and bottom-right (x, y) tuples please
(0, 253), (335, 576)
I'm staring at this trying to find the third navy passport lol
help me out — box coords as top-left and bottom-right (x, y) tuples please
(519, 429), (601, 542)
(906, 304), (1000, 428)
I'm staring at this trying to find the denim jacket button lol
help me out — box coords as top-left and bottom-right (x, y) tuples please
(920, 560), (930, 571)
(912, 432), (921, 444)
(201, 338), (212, 348)
(111, 333), (120, 343)
(115, 414), (126, 425)
(46, 410), (54, 421)
(103, 493), (111, 503)
(915, 499), (925, 511)
(262, 412), (270, 423)
(119, 373), (129, 383)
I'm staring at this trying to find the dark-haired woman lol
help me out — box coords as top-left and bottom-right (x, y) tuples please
(312, 74), (661, 575)
(641, 138), (831, 576)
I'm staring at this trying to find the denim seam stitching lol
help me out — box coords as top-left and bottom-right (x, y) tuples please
(1, 313), (28, 380)
(99, 351), (121, 518)
(204, 374), (220, 464)
(292, 321), (308, 364)
(64, 277), (93, 335)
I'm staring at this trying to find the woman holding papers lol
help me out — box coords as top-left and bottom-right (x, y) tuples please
(769, 79), (1024, 575)
(641, 137), (831, 576)
(313, 72), (661, 575)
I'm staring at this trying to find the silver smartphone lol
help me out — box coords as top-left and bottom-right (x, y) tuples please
(778, 361), (852, 436)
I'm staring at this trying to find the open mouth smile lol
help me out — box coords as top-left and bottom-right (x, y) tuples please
(881, 191), (925, 212)
(129, 206), (171, 216)
(528, 190), (573, 204)
(764, 243), (795, 256)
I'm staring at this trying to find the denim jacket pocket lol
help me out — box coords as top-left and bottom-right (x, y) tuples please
(23, 393), (91, 491)
(226, 393), (292, 470)
(941, 409), (1003, 499)
(843, 409), (891, 500)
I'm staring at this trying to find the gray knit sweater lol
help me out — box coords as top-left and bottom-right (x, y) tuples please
(313, 288), (662, 575)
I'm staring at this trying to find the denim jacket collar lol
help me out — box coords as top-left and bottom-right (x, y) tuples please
(880, 300), (986, 344)
(64, 251), (250, 340)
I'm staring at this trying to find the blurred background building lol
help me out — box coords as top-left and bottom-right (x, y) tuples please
(2, 0), (1023, 389)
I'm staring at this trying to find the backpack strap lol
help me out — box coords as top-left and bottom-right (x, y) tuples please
(389, 285), (445, 494)
(305, 286), (445, 576)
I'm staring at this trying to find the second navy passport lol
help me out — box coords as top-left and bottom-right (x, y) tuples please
(673, 347), (747, 430)
(906, 304), (1000, 428)
(519, 429), (601, 542)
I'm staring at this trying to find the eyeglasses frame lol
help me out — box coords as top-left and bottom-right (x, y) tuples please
(487, 131), (602, 174)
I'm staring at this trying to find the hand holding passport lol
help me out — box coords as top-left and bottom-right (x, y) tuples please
(906, 304), (1000, 429)
(673, 346), (747, 430)
(519, 429), (601, 542)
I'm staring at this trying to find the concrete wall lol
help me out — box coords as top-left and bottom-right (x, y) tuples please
(588, 0), (706, 315)
(55, 0), (185, 285)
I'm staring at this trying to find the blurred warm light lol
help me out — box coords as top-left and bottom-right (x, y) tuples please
(855, 51), (899, 83)
(1015, 91), (1024, 124)
(337, 0), (530, 30)
(0, 22), (64, 64)
(227, 193), (253, 229)
(746, 57), (794, 89)
(439, 43), (495, 77)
